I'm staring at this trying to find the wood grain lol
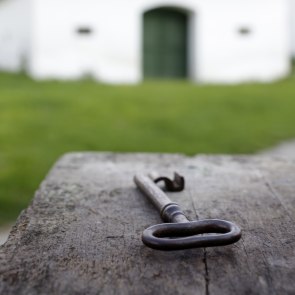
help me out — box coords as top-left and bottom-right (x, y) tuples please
(0, 153), (294, 295)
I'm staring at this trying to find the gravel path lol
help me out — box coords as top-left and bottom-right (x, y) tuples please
(259, 139), (295, 158)
(0, 224), (12, 246)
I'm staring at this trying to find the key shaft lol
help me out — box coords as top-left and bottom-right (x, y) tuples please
(134, 174), (188, 223)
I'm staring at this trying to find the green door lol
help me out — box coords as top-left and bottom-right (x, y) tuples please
(143, 8), (188, 79)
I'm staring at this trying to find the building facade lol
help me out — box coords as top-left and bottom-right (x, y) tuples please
(0, 0), (292, 84)
(290, 0), (295, 58)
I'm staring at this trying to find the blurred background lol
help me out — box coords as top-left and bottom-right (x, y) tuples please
(0, 0), (295, 235)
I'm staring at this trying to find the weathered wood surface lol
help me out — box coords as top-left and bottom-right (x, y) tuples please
(0, 153), (294, 295)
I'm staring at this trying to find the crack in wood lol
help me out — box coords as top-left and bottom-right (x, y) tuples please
(188, 191), (209, 295)
(203, 248), (210, 295)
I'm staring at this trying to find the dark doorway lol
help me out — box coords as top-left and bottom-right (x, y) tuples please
(143, 8), (188, 79)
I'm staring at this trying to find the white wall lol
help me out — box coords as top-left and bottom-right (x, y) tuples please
(290, 0), (295, 57)
(0, 0), (31, 71)
(29, 0), (290, 83)
(197, 0), (290, 83)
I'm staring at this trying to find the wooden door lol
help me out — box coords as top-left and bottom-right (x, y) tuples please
(143, 8), (188, 79)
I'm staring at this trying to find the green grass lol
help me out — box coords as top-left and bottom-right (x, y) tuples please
(0, 72), (295, 224)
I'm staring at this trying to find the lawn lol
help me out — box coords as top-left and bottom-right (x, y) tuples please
(0, 72), (295, 225)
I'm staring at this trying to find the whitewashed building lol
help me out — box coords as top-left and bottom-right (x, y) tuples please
(0, 0), (292, 84)
(290, 0), (295, 58)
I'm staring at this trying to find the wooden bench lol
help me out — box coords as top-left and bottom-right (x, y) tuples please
(0, 153), (294, 294)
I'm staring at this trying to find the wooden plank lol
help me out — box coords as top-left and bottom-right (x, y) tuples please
(0, 153), (294, 295)
(187, 156), (295, 295)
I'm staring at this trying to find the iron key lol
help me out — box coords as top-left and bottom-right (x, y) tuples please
(134, 173), (242, 251)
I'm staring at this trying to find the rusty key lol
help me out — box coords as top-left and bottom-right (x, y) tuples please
(134, 173), (242, 251)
